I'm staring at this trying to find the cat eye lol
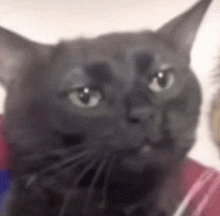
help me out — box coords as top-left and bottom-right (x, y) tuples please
(148, 69), (175, 92)
(69, 87), (103, 108)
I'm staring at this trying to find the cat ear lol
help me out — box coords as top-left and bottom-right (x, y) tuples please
(157, 0), (212, 57)
(0, 27), (53, 88)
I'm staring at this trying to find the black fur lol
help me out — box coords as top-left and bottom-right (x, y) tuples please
(0, 0), (211, 215)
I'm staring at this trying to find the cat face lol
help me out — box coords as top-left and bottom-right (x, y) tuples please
(0, 0), (211, 215)
(49, 32), (200, 167)
(5, 32), (200, 178)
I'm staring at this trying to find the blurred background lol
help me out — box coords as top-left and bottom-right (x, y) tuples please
(0, 0), (220, 168)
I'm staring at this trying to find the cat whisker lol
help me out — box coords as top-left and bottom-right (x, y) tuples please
(25, 156), (89, 189)
(59, 156), (90, 174)
(25, 173), (38, 188)
(59, 192), (72, 216)
(25, 152), (90, 188)
(25, 145), (86, 162)
(100, 156), (116, 209)
(59, 157), (99, 216)
(83, 158), (108, 215)
(41, 150), (91, 175)
(73, 157), (99, 187)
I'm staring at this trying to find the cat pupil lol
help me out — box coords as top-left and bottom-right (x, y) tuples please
(78, 87), (91, 104)
(157, 72), (168, 88)
(69, 87), (102, 107)
(148, 70), (174, 93)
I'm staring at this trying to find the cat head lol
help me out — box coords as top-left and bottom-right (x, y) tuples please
(0, 0), (211, 209)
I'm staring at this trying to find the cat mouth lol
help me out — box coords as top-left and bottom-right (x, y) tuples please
(72, 142), (155, 188)
(40, 132), (173, 204)
(34, 136), (173, 207)
(119, 135), (175, 173)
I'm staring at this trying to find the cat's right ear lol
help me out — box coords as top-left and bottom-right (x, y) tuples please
(157, 0), (212, 58)
(0, 27), (53, 88)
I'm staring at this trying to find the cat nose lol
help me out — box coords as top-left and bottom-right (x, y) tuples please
(127, 106), (163, 142)
(127, 117), (140, 124)
(127, 107), (151, 124)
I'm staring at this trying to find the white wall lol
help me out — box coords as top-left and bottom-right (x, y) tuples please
(0, 0), (220, 169)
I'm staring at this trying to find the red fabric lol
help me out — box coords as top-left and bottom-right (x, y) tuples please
(0, 116), (11, 170)
(182, 159), (220, 215)
(0, 116), (220, 215)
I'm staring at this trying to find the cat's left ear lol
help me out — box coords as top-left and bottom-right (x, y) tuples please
(0, 27), (53, 88)
(157, 0), (212, 57)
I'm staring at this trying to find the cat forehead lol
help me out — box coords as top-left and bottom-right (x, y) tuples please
(51, 30), (188, 88)
(59, 31), (177, 62)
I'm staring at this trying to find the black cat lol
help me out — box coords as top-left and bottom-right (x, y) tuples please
(0, 0), (211, 215)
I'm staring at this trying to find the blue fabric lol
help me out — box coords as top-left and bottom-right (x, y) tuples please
(0, 170), (12, 213)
